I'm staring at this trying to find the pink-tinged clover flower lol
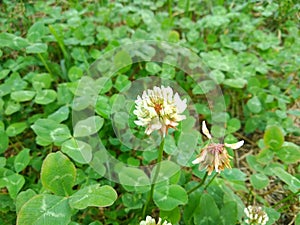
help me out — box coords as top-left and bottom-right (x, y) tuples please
(244, 205), (269, 225)
(140, 216), (172, 225)
(192, 121), (244, 175)
(134, 86), (187, 137)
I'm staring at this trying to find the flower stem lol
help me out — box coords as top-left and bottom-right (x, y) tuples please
(188, 172), (218, 195)
(142, 138), (165, 218)
(203, 172), (218, 190)
(274, 189), (300, 208)
(168, 0), (173, 18)
(187, 172), (208, 195)
(38, 53), (53, 76)
(185, 0), (190, 17)
(49, 25), (71, 69)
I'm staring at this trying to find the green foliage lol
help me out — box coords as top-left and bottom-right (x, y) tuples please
(41, 152), (76, 196)
(14, 149), (30, 173)
(263, 125), (285, 150)
(61, 139), (92, 164)
(0, 0), (299, 224)
(0, 173), (25, 199)
(73, 116), (104, 138)
(17, 194), (72, 225)
(250, 173), (269, 190)
(119, 167), (150, 193)
(31, 119), (72, 146)
(153, 184), (188, 211)
(69, 184), (117, 209)
(194, 193), (221, 225)
(16, 152), (117, 225)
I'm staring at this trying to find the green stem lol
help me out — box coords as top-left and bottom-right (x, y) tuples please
(49, 25), (71, 71)
(203, 172), (218, 190)
(274, 190), (300, 208)
(142, 138), (165, 218)
(187, 172), (218, 195)
(246, 188), (254, 207)
(49, 25), (69, 61)
(38, 53), (53, 76)
(168, 0), (173, 18)
(187, 172), (208, 195)
(185, 0), (190, 17)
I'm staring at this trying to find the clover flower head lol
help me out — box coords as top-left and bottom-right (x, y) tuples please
(139, 216), (172, 225)
(244, 205), (269, 225)
(192, 121), (244, 175)
(133, 85), (187, 137)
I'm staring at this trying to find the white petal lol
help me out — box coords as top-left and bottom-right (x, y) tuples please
(145, 129), (152, 135)
(134, 85), (187, 137)
(146, 216), (155, 223)
(151, 118), (162, 128)
(225, 140), (244, 149)
(265, 214), (269, 221)
(174, 93), (187, 113)
(142, 91), (148, 99)
(244, 208), (250, 217)
(134, 120), (144, 126)
(169, 121), (179, 127)
(192, 157), (201, 164)
(176, 114), (186, 121)
(145, 119), (162, 135)
(146, 123), (159, 134)
(157, 218), (162, 224)
(146, 124), (161, 135)
(249, 213), (253, 220)
(164, 86), (173, 96)
(202, 121), (212, 139)
(214, 152), (219, 172)
(258, 217), (262, 223)
(148, 107), (157, 116)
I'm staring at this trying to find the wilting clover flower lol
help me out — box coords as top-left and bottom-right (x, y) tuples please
(139, 216), (172, 225)
(192, 121), (244, 175)
(244, 205), (269, 225)
(133, 86), (187, 137)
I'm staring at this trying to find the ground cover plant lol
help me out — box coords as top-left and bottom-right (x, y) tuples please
(0, 0), (299, 224)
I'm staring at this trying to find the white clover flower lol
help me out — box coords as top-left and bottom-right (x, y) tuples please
(134, 86), (187, 137)
(140, 216), (172, 225)
(192, 121), (244, 175)
(244, 205), (269, 225)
